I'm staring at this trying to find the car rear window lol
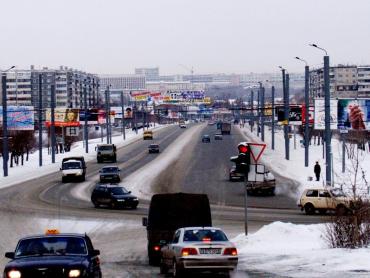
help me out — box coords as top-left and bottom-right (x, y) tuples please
(306, 190), (319, 197)
(183, 229), (228, 242)
(98, 146), (113, 151)
(101, 167), (119, 173)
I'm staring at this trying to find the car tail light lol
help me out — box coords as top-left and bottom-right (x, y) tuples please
(7, 270), (21, 278)
(223, 247), (237, 256)
(181, 247), (198, 256)
(202, 237), (211, 242)
(153, 245), (161, 251)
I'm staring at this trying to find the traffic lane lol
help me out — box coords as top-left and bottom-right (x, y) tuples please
(39, 124), (188, 208)
(178, 124), (297, 209)
(0, 125), (184, 215)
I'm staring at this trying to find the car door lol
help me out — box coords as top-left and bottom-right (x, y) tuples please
(304, 189), (319, 207)
(165, 230), (181, 266)
(318, 190), (334, 209)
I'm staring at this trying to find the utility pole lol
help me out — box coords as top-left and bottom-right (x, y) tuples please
(285, 73), (290, 160)
(261, 84), (265, 142)
(324, 55), (331, 185)
(121, 92), (126, 140)
(105, 86), (110, 144)
(38, 74), (43, 167)
(2, 73), (8, 176)
(83, 80), (88, 153)
(250, 91), (254, 132)
(50, 85), (56, 163)
(257, 89), (260, 137)
(271, 86), (275, 150)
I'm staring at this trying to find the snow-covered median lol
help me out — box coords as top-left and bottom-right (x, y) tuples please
(233, 222), (370, 277)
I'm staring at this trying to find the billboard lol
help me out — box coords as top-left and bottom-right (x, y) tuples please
(337, 99), (370, 131)
(45, 108), (80, 127)
(276, 105), (302, 125)
(314, 99), (338, 130)
(302, 105), (314, 126)
(0, 106), (34, 130)
(79, 108), (99, 124)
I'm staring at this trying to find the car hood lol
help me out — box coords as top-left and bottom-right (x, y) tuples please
(6, 256), (85, 268)
(112, 194), (137, 199)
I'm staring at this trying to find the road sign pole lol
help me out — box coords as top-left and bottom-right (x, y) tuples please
(271, 86), (275, 150)
(50, 84), (56, 163)
(2, 73), (8, 176)
(244, 183), (248, 235)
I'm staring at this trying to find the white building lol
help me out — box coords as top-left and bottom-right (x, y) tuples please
(135, 67), (159, 81)
(100, 74), (146, 91)
(357, 66), (370, 97)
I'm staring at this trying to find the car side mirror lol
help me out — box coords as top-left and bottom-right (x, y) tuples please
(142, 217), (148, 227)
(5, 252), (14, 259)
(92, 249), (100, 256)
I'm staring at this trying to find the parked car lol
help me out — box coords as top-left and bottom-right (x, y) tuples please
(91, 184), (139, 209)
(160, 227), (238, 276)
(99, 166), (121, 183)
(202, 135), (211, 143)
(214, 134), (223, 140)
(298, 187), (352, 215)
(148, 144), (160, 153)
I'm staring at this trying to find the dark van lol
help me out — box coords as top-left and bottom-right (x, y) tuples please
(142, 193), (212, 265)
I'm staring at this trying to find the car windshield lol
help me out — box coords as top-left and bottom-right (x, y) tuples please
(15, 236), (87, 257)
(101, 167), (119, 173)
(330, 188), (346, 197)
(62, 162), (81, 169)
(98, 146), (113, 151)
(149, 145), (159, 148)
(109, 187), (129, 195)
(203, 135), (210, 138)
(183, 229), (228, 242)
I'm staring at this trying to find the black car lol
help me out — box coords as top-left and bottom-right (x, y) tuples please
(214, 133), (223, 140)
(99, 166), (121, 183)
(202, 135), (211, 143)
(3, 232), (101, 278)
(91, 184), (139, 209)
(148, 144), (160, 153)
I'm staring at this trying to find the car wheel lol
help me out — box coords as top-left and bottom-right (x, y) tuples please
(304, 203), (315, 215)
(93, 201), (100, 208)
(110, 201), (117, 209)
(160, 257), (168, 274)
(173, 260), (183, 277)
(62, 177), (66, 183)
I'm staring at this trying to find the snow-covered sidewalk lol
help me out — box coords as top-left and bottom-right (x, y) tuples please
(0, 124), (169, 189)
(238, 125), (370, 199)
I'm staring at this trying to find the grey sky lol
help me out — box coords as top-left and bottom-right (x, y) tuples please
(1, 0), (370, 75)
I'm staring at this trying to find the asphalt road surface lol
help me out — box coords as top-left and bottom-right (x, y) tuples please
(0, 123), (326, 277)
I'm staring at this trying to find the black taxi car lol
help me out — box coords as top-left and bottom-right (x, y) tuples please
(3, 231), (101, 278)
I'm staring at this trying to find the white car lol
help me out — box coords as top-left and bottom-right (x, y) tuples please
(160, 227), (238, 277)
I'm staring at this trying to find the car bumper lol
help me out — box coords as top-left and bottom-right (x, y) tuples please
(100, 175), (120, 182)
(115, 200), (139, 207)
(179, 257), (238, 270)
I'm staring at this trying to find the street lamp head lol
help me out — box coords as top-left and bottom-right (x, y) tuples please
(309, 43), (328, 55)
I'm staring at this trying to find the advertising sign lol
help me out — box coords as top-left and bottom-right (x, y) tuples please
(302, 105), (314, 126)
(276, 105), (302, 125)
(45, 108), (80, 127)
(79, 108), (98, 125)
(124, 106), (133, 119)
(0, 106), (34, 130)
(110, 107), (123, 119)
(314, 99), (338, 130)
(337, 99), (370, 130)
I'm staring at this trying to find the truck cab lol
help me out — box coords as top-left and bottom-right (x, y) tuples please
(96, 144), (117, 163)
(143, 130), (153, 140)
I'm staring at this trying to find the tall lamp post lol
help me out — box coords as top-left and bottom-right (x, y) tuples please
(279, 66), (290, 160)
(2, 65), (16, 177)
(295, 57), (310, 167)
(310, 43), (331, 186)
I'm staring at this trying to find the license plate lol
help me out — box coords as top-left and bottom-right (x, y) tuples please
(199, 248), (221, 255)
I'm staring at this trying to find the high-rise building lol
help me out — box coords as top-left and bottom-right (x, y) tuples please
(135, 67), (159, 81)
(100, 74), (146, 91)
(357, 66), (370, 97)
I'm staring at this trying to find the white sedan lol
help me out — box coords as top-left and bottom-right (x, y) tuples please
(160, 227), (238, 277)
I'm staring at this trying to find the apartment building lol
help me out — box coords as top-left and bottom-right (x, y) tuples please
(100, 74), (146, 91)
(135, 67), (159, 81)
(357, 66), (370, 97)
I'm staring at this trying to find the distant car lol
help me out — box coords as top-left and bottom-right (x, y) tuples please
(3, 231), (102, 278)
(208, 121), (215, 125)
(91, 184), (139, 209)
(202, 135), (211, 143)
(96, 144), (117, 163)
(60, 156), (86, 182)
(214, 134), (223, 140)
(229, 166), (244, 181)
(160, 227), (238, 276)
(148, 144), (160, 153)
(99, 166), (121, 183)
(143, 130), (153, 140)
(180, 124), (187, 128)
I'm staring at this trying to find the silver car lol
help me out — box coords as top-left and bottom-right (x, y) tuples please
(160, 227), (238, 276)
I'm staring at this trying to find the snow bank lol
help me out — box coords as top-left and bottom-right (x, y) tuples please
(233, 222), (370, 277)
(0, 125), (168, 189)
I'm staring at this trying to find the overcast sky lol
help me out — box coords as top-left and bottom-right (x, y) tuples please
(1, 0), (370, 75)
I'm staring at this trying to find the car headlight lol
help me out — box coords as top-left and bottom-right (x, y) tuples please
(8, 270), (21, 278)
(68, 269), (81, 277)
(76, 171), (82, 176)
(133, 198), (139, 201)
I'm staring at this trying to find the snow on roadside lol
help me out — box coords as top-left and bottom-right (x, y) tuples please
(238, 125), (370, 199)
(233, 222), (370, 277)
(0, 125), (169, 189)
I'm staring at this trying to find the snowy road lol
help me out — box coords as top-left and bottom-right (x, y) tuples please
(0, 123), (327, 277)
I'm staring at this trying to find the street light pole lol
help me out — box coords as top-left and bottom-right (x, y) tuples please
(50, 84), (56, 163)
(279, 66), (289, 160)
(83, 79), (88, 153)
(310, 43), (331, 186)
(295, 57), (310, 167)
(250, 90), (254, 132)
(271, 86), (275, 150)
